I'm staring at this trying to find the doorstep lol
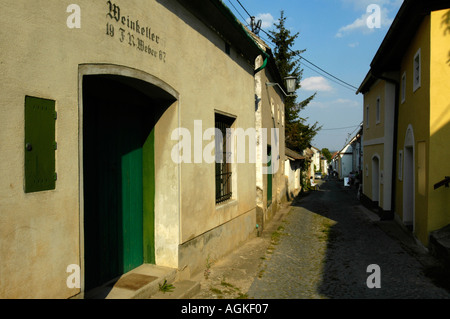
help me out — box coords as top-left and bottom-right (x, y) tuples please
(80, 264), (178, 299)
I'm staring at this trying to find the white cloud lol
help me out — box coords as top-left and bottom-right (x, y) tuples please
(336, 14), (368, 38)
(308, 99), (360, 109)
(301, 77), (333, 92)
(247, 13), (276, 30)
(335, 99), (360, 108)
(336, 1), (400, 37)
(348, 42), (359, 48)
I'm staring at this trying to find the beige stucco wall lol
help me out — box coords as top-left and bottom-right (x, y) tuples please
(256, 58), (286, 226)
(0, 0), (257, 298)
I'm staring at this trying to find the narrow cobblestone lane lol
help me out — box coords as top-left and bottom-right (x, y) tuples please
(246, 178), (450, 299)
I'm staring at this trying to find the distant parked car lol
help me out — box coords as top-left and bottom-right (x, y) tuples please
(314, 172), (322, 179)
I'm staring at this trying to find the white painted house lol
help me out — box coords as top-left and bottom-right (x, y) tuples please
(310, 146), (321, 176)
(285, 148), (304, 199)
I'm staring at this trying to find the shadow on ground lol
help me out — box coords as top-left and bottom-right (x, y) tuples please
(290, 178), (450, 299)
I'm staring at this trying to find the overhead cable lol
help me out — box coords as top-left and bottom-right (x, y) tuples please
(230, 0), (359, 91)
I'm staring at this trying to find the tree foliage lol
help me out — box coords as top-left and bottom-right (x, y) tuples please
(321, 148), (332, 163)
(269, 11), (321, 153)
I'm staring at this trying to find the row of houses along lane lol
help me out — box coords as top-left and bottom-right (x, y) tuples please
(3, 0), (448, 301)
(0, 0), (325, 299)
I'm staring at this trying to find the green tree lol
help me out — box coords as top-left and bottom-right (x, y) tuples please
(269, 11), (321, 154)
(321, 148), (332, 163)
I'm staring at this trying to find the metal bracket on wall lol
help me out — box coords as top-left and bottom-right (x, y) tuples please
(434, 176), (450, 190)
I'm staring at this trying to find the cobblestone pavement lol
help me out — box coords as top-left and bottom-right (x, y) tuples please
(246, 179), (450, 299)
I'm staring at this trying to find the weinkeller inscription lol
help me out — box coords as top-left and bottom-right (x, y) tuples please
(106, 0), (166, 62)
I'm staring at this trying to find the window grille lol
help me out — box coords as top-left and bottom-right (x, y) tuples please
(413, 48), (421, 92)
(215, 114), (234, 204)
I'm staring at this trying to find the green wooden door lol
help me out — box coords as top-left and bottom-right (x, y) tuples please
(267, 146), (272, 207)
(83, 76), (155, 290)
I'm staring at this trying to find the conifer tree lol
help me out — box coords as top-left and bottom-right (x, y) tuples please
(269, 11), (321, 153)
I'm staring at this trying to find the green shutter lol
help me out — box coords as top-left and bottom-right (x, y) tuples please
(24, 96), (56, 193)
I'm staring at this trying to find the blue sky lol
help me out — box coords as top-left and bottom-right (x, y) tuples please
(226, 0), (404, 152)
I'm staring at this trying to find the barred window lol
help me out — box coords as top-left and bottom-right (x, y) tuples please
(376, 97), (380, 124)
(215, 113), (234, 204)
(401, 72), (406, 104)
(413, 48), (421, 92)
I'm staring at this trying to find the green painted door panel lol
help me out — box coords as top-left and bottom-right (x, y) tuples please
(143, 129), (155, 264)
(122, 147), (144, 273)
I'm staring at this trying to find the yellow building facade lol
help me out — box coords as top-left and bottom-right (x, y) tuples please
(359, 1), (450, 246)
(395, 8), (450, 244)
(358, 77), (396, 218)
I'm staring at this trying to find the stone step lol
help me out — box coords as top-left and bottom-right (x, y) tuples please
(81, 264), (178, 299)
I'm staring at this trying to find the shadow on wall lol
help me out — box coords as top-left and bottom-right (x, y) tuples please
(442, 9), (450, 65)
(430, 118), (450, 226)
(155, 0), (254, 76)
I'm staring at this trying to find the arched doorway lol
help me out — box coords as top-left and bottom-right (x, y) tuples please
(80, 67), (177, 291)
(372, 155), (380, 205)
(403, 125), (415, 231)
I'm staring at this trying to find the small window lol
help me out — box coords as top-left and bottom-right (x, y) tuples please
(376, 97), (380, 124)
(215, 113), (234, 204)
(413, 48), (421, 92)
(401, 72), (406, 103)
